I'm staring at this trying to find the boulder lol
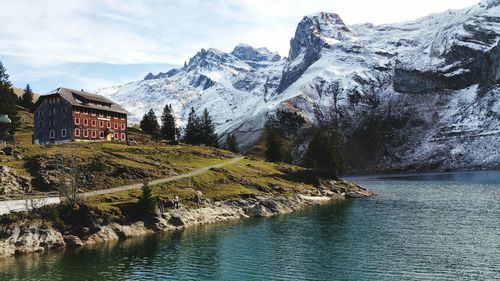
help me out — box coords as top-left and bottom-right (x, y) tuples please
(63, 235), (84, 247)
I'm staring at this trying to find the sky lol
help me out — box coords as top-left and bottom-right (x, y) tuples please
(0, 0), (480, 93)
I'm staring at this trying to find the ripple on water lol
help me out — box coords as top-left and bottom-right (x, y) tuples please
(1, 172), (499, 281)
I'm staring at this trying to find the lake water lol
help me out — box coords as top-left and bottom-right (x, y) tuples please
(1, 171), (499, 280)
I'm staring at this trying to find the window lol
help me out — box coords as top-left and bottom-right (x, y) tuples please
(91, 130), (97, 139)
(107, 122), (111, 129)
(83, 129), (88, 138)
(92, 120), (96, 127)
(99, 121), (104, 128)
(50, 130), (55, 139)
(99, 131), (104, 139)
(120, 114), (125, 120)
(61, 129), (67, 138)
(121, 133), (126, 140)
(114, 132), (119, 140)
(75, 108), (80, 114)
(121, 124), (126, 130)
(114, 123), (118, 129)
(38, 111), (43, 118)
(75, 118), (80, 125)
(39, 121), (43, 128)
(83, 119), (88, 126)
(83, 109), (88, 115)
(99, 112), (104, 117)
(91, 110), (96, 116)
(106, 113), (111, 118)
(75, 128), (81, 137)
(50, 119), (55, 127)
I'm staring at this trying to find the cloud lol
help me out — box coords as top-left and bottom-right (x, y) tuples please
(0, 0), (480, 92)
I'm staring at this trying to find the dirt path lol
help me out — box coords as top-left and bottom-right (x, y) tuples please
(0, 156), (244, 215)
(82, 156), (244, 197)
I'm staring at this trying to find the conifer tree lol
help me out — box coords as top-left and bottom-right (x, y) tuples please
(184, 107), (201, 145)
(19, 84), (34, 110)
(225, 133), (239, 153)
(265, 127), (285, 162)
(140, 109), (160, 137)
(160, 104), (177, 141)
(200, 108), (218, 147)
(303, 127), (345, 178)
(137, 183), (156, 214)
(0, 61), (19, 133)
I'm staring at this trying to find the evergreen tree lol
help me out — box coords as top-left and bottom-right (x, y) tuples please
(19, 84), (34, 110)
(184, 107), (201, 145)
(199, 108), (218, 147)
(160, 104), (177, 141)
(265, 127), (285, 162)
(225, 133), (239, 153)
(140, 109), (160, 137)
(0, 62), (19, 133)
(303, 128), (345, 178)
(137, 183), (156, 214)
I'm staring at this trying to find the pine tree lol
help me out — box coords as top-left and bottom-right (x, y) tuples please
(184, 107), (201, 145)
(0, 62), (19, 133)
(265, 127), (285, 162)
(19, 84), (34, 110)
(160, 104), (177, 141)
(140, 109), (160, 137)
(137, 183), (156, 214)
(303, 128), (345, 178)
(225, 133), (239, 153)
(199, 108), (218, 147)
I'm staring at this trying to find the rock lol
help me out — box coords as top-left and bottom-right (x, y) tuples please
(63, 235), (84, 247)
(84, 226), (119, 244)
(168, 213), (185, 227)
(0, 166), (32, 194)
(0, 224), (65, 256)
(112, 222), (150, 239)
(2, 147), (16, 156)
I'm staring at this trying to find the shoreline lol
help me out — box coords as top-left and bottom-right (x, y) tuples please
(0, 182), (373, 258)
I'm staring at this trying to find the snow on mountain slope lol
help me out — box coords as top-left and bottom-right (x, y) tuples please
(96, 0), (500, 172)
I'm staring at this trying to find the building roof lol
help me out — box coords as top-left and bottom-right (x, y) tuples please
(34, 87), (129, 115)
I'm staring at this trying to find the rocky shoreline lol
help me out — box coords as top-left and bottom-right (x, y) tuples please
(0, 180), (372, 258)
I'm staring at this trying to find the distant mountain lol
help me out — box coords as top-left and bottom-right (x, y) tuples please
(11, 87), (40, 102)
(97, 0), (500, 173)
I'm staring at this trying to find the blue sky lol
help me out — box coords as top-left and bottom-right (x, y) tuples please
(0, 0), (479, 93)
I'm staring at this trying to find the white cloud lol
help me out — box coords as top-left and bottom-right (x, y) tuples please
(0, 0), (480, 92)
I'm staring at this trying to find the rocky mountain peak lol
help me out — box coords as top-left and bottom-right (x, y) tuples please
(231, 43), (281, 62)
(288, 12), (352, 60)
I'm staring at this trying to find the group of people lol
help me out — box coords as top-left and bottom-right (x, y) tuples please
(157, 191), (204, 212)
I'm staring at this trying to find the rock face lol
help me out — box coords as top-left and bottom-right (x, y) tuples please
(0, 224), (65, 256)
(277, 12), (353, 93)
(96, 1), (500, 173)
(0, 166), (31, 194)
(0, 183), (372, 258)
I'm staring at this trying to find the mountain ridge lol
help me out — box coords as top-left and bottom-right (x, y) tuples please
(96, 1), (500, 173)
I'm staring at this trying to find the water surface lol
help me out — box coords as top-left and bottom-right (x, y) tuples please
(1, 171), (499, 280)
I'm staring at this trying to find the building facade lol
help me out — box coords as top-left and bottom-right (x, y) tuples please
(33, 87), (128, 144)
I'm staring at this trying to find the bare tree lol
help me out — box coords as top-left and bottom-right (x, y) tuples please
(57, 157), (83, 208)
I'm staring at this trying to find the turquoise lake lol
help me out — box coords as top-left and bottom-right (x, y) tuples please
(1, 171), (499, 280)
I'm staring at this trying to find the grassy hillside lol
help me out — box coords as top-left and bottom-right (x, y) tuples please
(1, 110), (318, 203)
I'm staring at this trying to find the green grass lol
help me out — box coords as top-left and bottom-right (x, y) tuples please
(86, 158), (317, 214)
(3, 110), (235, 193)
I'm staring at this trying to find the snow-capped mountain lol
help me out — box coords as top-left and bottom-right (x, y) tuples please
(97, 0), (500, 173)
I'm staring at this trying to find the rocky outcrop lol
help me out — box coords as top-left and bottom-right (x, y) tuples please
(277, 12), (353, 93)
(0, 182), (372, 258)
(0, 166), (32, 195)
(0, 224), (65, 256)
